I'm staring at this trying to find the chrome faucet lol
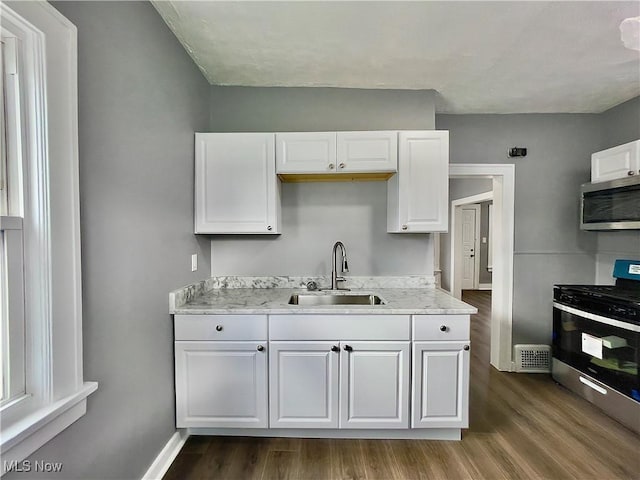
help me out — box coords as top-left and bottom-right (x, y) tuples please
(330, 241), (350, 291)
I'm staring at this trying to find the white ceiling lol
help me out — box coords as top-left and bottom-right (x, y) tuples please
(152, 1), (640, 114)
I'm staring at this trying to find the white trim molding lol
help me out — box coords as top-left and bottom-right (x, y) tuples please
(141, 430), (189, 480)
(478, 283), (493, 290)
(449, 164), (515, 372)
(0, 1), (96, 469)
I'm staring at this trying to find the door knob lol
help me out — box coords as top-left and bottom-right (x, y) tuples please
(331, 345), (340, 352)
(343, 344), (353, 352)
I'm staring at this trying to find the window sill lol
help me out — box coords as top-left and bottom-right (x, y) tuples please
(0, 382), (98, 469)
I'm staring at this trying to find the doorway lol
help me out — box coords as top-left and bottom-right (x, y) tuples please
(447, 164), (514, 372)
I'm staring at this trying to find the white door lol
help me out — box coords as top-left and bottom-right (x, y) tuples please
(412, 341), (470, 429)
(175, 341), (268, 428)
(275, 132), (337, 174)
(390, 131), (449, 232)
(460, 205), (480, 290)
(591, 140), (640, 183)
(195, 133), (279, 234)
(269, 341), (340, 428)
(336, 131), (398, 172)
(339, 341), (410, 429)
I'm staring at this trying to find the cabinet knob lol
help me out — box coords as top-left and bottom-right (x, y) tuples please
(628, 170), (636, 176)
(331, 345), (340, 352)
(401, 225), (408, 231)
(267, 225), (272, 231)
(464, 345), (470, 351)
(440, 325), (447, 332)
(215, 325), (223, 332)
(328, 163), (335, 170)
(339, 163), (346, 169)
(343, 344), (353, 352)
(257, 345), (265, 352)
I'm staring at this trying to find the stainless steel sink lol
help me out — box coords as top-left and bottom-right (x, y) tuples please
(288, 293), (386, 306)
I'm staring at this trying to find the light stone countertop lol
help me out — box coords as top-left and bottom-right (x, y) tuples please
(170, 276), (477, 315)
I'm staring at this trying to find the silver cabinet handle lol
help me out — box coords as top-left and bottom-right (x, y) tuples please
(328, 163), (335, 170)
(267, 225), (272, 231)
(440, 325), (447, 332)
(257, 345), (265, 352)
(401, 225), (408, 231)
(339, 163), (346, 169)
(464, 345), (470, 351)
(628, 170), (636, 176)
(216, 325), (223, 332)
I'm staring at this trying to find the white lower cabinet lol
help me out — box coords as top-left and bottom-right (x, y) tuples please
(175, 341), (268, 428)
(269, 340), (409, 429)
(412, 341), (470, 428)
(269, 341), (339, 428)
(340, 341), (409, 429)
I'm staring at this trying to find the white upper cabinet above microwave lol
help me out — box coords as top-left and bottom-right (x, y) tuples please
(276, 131), (398, 174)
(591, 140), (640, 183)
(195, 133), (280, 234)
(388, 131), (449, 233)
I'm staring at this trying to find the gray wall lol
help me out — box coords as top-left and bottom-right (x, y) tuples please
(595, 96), (640, 284)
(478, 201), (493, 285)
(11, 2), (211, 479)
(208, 87), (436, 277)
(439, 178), (493, 291)
(436, 114), (602, 345)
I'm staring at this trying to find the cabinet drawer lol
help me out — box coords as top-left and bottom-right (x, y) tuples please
(174, 315), (267, 341)
(269, 315), (410, 341)
(413, 315), (470, 341)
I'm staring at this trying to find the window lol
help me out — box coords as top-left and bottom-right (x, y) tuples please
(1, 28), (26, 410)
(0, 2), (96, 468)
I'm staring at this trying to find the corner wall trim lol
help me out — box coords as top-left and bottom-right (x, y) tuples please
(478, 283), (493, 290)
(141, 429), (189, 480)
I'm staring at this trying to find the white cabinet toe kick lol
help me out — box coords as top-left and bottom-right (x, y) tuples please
(173, 314), (470, 439)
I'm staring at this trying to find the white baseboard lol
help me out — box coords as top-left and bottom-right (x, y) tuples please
(478, 283), (493, 290)
(141, 429), (189, 480)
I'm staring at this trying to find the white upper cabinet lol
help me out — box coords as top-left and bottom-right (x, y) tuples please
(195, 133), (280, 234)
(591, 140), (640, 183)
(336, 131), (398, 172)
(388, 131), (449, 233)
(276, 131), (398, 175)
(276, 132), (337, 174)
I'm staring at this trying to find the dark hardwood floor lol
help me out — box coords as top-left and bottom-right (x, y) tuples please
(164, 290), (640, 479)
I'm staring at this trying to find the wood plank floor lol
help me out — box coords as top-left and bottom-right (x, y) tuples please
(164, 290), (640, 480)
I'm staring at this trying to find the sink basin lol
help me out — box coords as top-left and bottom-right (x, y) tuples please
(288, 293), (386, 306)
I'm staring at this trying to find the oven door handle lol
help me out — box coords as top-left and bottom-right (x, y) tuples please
(579, 376), (607, 395)
(553, 302), (640, 333)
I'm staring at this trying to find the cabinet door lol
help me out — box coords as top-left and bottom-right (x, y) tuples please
(412, 341), (469, 428)
(275, 132), (337, 174)
(336, 131), (398, 173)
(591, 140), (640, 183)
(195, 133), (279, 234)
(175, 341), (268, 428)
(339, 341), (409, 429)
(388, 131), (449, 233)
(269, 341), (339, 428)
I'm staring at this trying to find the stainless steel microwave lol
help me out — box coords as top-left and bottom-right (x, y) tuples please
(581, 176), (640, 230)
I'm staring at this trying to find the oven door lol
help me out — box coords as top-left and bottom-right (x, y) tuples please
(552, 302), (639, 401)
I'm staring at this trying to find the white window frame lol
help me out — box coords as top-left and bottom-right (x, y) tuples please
(0, 1), (96, 469)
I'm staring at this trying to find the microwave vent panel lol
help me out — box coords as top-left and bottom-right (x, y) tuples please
(514, 344), (551, 373)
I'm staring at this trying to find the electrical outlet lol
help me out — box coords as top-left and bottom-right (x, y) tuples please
(191, 254), (198, 272)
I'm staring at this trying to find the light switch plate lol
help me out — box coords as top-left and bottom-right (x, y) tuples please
(191, 254), (198, 272)
(482, 237), (487, 244)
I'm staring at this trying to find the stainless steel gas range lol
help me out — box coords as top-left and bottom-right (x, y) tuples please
(552, 259), (639, 434)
